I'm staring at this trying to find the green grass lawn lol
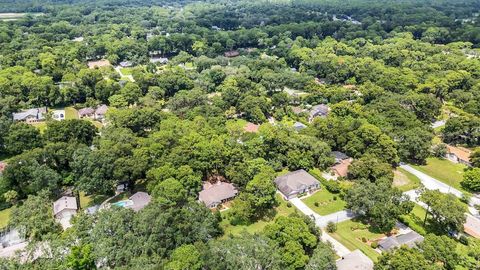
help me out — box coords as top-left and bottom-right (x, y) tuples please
(65, 107), (79, 119)
(412, 157), (467, 192)
(393, 168), (421, 192)
(0, 207), (12, 229)
(31, 122), (47, 133)
(220, 193), (297, 237)
(330, 219), (384, 261)
(302, 188), (346, 215)
(120, 67), (133, 75)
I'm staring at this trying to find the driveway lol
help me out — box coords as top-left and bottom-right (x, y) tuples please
(288, 197), (358, 257)
(400, 164), (479, 215)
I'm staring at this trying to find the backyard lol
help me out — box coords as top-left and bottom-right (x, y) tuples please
(412, 157), (467, 192)
(302, 188), (346, 215)
(221, 193), (297, 237)
(393, 168), (421, 192)
(330, 219), (385, 261)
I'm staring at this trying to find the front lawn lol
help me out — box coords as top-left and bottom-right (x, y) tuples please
(220, 193), (297, 237)
(330, 219), (384, 261)
(0, 207), (12, 229)
(120, 67), (133, 75)
(412, 158), (467, 192)
(302, 188), (346, 215)
(393, 168), (421, 192)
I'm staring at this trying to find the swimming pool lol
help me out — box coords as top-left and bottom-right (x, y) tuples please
(112, 200), (133, 208)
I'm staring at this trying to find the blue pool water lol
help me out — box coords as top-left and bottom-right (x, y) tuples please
(112, 201), (128, 207)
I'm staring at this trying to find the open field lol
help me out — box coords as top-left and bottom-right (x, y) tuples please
(221, 193), (297, 237)
(330, 219), (384, 261)
(393, 168), (421, 192)
(0, 13), (43, 21)
(302, 188), (346, 215)
(412, 158), (467, 192)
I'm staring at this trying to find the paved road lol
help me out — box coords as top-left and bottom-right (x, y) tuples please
(400, 164), (480, 216)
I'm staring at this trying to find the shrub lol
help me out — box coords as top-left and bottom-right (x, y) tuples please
(287, 202), (292, 208)
(361, 237), (367, 243)
(314, 202), (319, 207)
(333, 196), (337, 201)
(459, 235), (469, 245)
(326, 221), (337, 233)
(371, 242), (378, 249)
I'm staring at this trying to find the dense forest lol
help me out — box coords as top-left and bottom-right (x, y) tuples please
(0, 0), (480, 269)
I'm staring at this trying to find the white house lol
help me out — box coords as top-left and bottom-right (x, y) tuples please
(53, 196), (78, 229)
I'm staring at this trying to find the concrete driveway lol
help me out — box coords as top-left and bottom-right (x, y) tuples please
(400, 164), (479, 215)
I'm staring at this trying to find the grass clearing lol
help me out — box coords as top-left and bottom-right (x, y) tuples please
(65, 107), (79, 119)
(220, 193), (297, 237)
(31, 122), (47, 133)
(0, 207), (12, 229)
(412, 157), (467, 192)
(302, 188), (346, 215)
(330, 219), (384, 261)
(393, 168), (421, 192)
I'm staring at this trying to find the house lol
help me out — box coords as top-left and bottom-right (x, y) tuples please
(150, 57), (169, 64)
(78, 107), (95, 118)
(12, 108), (47, 123)
(224, 50), (240, 58)
(308, 104), (329, 122)
(244, 122), (260, 133)
(53, 196), (78, 229)
(94, 104), (108, 120)
(293, 122), (307, 131)
(72, 37), (84, 42)
(119, 61), (132, 68)
(274, 170), (320, 200)
(378, 231), (424, 251)
(128, 192), (151, 212)
(51, 109), (65, 121)
(199, 181), (238, 208)
(87, 59), (111, 69)
(336, 250), (373, 270)
(464, 214), (480, 239)
(331, 151), (353, 178)
(446, 145), (472, 166)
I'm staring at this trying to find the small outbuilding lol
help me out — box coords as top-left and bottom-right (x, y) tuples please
(274, 170), (320, 200)
(308, 104), (329, 122)
(87, 59), (111, 69)
(224, 50), (240, 58)
(293, 122), (307, 131)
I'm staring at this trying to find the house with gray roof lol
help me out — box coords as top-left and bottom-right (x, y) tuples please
(336, 250), (373, 270)
(128, 192), (151, 212)
(378, 231), (424, 251)
(308, 104), (329, 122)
(53, 196), (78, 229)
(293, 121), (307, 131)
(12, 108), (47, 123)
(199, 182), (238, 208)
(274, 170), (320, 200)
